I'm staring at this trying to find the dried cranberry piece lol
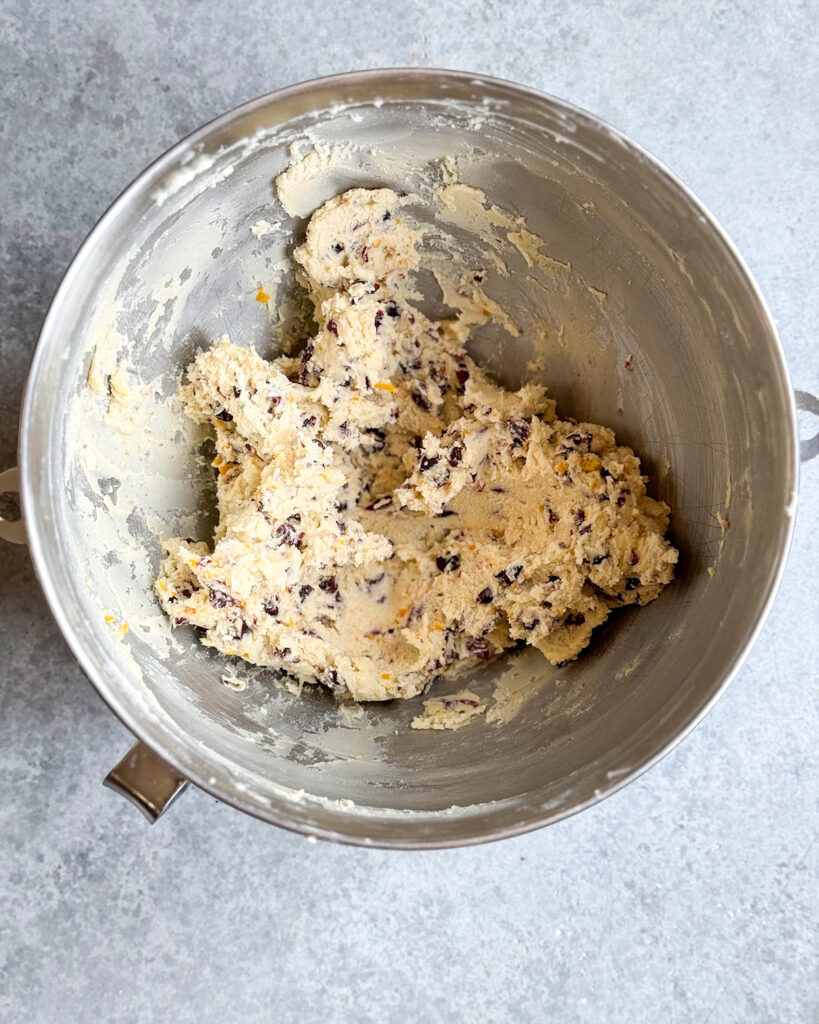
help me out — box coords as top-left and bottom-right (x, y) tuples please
(455, 364), (470, 386)
(374, 309), (384, 330)
(232, 386), (241, 398)
(546, 505), (560, 524)
(319, 576), (338, 594)
(362, 428), (386, 452)
(630, 550), (640, 565)
(263, 599), (278, 616)
(214, 408), (233, 422)
(625, 577), (640, 590)
(436, 554), (460, 573)
(299, 585), (313, 601)
(592, 553), (610, 565)
(324, 668), (344, 691)
(411, 388), (431, 412)
(333, 242), (344, 252)
(466, 636), (490, 660)
(385, 300), (400, 317)
(476, 587), (494, 604)
(419, 455), (439, 472)
(574, 509), (586, 527)
(234, 620), (252, 640)
(302, 415), (317, 428)
(509, 419), (530, 446)
(275, 520), (303, 548)
(495, 565), (522, 586)
(447, 444), (463, 467)
(563, 431), (593, 452)
(523, 619), (539, 632)
(361, 245), (369, 263)
(565, 613), (586, 627)
(327, 319), (338, 336)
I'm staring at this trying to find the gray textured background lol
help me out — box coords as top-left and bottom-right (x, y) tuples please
(1, 2), (817, 1022)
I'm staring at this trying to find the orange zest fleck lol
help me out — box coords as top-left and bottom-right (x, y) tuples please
(580, 454), (602, 472)
(397, 607), (409, 617)
(381, 672), (392, 680)
(104, 614), (116, 624)
(119, 624), (129, 636)
(556, 460), (569, 474)
(374, 381), (396, 392)
(183, 606), (196, 615)
(256, 285), (270, 303)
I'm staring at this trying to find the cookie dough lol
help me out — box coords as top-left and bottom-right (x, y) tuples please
(155, 188), (678, 702)
(410, 691), (486, 730)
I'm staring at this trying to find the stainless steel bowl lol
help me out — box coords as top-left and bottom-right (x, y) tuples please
(6, 69), (805, 847)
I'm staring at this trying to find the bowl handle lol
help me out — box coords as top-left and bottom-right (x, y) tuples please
(104, 741), (189, 822)
(0, 468), (26, 544)
(795, 391), (819, 463)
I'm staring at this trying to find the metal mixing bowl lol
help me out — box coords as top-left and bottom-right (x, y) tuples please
(8, 69), (801, 847)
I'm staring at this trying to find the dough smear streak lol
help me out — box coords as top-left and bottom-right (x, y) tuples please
(155, 188), (678, 702)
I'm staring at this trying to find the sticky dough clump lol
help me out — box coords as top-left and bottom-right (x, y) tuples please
(155, 188), (678, 702)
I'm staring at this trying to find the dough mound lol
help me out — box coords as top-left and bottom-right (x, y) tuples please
(156, 188), (678, 702)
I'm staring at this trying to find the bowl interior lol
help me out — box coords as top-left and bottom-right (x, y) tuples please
(23, 71), (796, 845)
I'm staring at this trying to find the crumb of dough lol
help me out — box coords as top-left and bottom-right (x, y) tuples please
(87, 345), (111, 394)
(104, 361), (136, 435)
(411, 691), (487, 730)
(220, 672), (246, 691)
(154, 187), (678, 703)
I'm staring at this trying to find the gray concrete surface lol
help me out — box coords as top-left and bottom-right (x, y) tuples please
(1, 1), (817, 1021)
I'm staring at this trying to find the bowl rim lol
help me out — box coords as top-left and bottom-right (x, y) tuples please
(19, 66), (800, 848)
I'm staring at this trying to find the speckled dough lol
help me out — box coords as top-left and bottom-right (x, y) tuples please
(155, 188), (678, 702)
